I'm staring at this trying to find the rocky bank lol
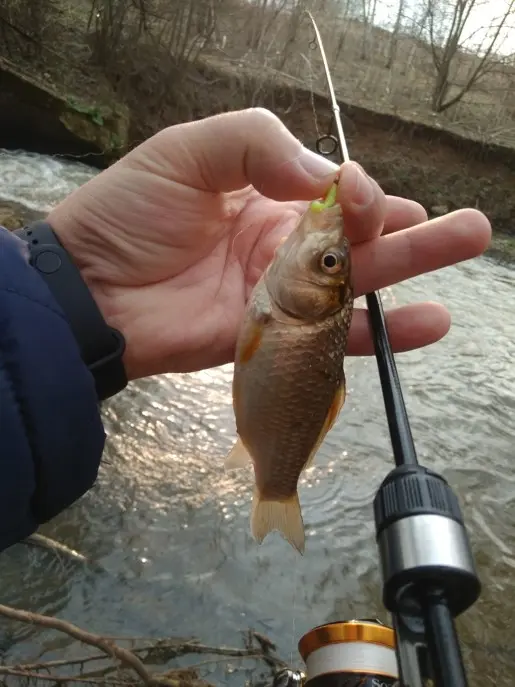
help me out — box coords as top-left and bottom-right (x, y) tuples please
(0, 58), (513, 259)
(0, 200), (43, 230)
(0, 57), (129, 165)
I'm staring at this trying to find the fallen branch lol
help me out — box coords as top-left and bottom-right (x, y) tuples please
(0, 604), (155, 686)
(0, 604), (288, 687)
(23, 533), (106, 572)
(15, 637), (275, 671)
(0, 668), (131, 684)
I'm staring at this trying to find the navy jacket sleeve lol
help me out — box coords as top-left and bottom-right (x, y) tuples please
(0, 227), (106, 552)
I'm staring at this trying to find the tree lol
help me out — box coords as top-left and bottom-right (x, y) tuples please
(426, 0), (515, 112)
(360, 0), (378, 60)
(385, 0), (405, 69)
(0, 0), (61, 60)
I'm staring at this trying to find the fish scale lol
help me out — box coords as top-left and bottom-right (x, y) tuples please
(243, 311), (349, 500)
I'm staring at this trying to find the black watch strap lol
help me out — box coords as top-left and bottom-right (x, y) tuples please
(13, 220), (128, 402)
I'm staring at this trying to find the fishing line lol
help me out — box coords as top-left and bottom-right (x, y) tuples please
(289, 548), (299, 666)
(301, 50), (322, 144)
(229, 222), (253, 259)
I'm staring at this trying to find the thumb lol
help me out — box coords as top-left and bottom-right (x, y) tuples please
(130, 108), (340, 202)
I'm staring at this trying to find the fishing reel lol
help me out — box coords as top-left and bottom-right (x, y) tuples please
(271, 474), (481, 686)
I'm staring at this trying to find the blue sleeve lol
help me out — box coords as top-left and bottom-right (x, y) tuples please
(0, 227), (106, 552)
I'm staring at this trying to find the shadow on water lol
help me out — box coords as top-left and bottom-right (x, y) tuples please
(1, 151), (515, 686)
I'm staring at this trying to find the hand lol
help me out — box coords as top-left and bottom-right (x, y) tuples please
(47, 108), (491, 381)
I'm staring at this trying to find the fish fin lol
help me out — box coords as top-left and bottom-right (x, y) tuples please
(225, 437), (252, 471)
(251, 488), (305, 555)
(304, 377), (347, 471)
(326, 374), (347, 432)
(237, 301), (272, 365)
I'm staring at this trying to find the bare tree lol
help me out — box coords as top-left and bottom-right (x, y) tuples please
(275, 0), (310, 71)
(87, 0), (150, 67)
(385, 0), (405, 69)
(0, 0), (61, 60)
(242, 0), (288, 53)
(360, 0), (378, 60)
(326, 0), (361, 69)
(427, 0), (515, 112)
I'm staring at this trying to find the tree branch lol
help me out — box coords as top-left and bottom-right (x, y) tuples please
(0, 604), (285, 687)
(0, 604), (156, 686)
(23, 533), (105, 572)
(0, 668), (131, 685)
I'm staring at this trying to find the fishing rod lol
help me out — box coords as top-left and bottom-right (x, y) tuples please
(299, 11), (482, 687)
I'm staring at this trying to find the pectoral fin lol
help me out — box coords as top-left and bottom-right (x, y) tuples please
(237, 285), (272, 365)
(303, 376), (347, 471)
(238, 314), (271, 365)
(224, 437), (252, 470)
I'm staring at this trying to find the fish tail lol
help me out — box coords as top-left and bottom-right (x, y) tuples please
(251, 488), (305, 555)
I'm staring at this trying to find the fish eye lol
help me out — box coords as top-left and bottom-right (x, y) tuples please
(320, 251), (342, 274)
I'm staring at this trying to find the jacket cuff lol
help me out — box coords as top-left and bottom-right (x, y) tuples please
(0, 228), (105, 549)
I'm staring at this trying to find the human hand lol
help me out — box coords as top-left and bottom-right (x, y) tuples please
(47, 108), (491, 381)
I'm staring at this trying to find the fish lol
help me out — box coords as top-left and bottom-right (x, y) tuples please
(224, 176), (354, 554)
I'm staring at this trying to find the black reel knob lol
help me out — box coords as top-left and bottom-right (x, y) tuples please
(374, 464), (481, 616)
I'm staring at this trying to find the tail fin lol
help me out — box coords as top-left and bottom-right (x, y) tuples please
(251, 488), (305, 555)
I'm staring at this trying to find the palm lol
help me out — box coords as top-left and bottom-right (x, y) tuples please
(80, 179), (304, 377)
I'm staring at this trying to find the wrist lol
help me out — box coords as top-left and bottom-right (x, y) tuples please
(13, 220), (128, 401)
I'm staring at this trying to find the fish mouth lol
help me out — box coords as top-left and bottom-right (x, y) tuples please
(306, 203), (344, 238)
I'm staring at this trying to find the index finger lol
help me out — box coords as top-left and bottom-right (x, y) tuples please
(336, 162), (387, 244)
(337, 165), (428, 243)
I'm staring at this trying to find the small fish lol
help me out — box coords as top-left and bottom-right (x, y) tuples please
(225, 177), (354, 554)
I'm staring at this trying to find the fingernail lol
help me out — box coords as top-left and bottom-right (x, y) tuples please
(344, 163), (374, 208)
(298, 147), (339, 180)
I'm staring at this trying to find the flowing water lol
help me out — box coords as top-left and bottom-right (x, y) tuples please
(1, 148), (514, 686)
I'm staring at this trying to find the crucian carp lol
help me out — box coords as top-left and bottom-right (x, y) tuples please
(225, 176), (353, 554)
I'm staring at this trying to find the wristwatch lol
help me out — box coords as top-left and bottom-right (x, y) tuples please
(13, 220), (128, 402)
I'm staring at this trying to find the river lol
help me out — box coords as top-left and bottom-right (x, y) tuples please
(0, 148), (514, 686)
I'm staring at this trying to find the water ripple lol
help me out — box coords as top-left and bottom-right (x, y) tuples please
(1, 152), (515, 687)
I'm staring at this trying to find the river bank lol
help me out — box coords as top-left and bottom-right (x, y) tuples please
(1, 60), (514, 259)
(0, 199), (42, 230)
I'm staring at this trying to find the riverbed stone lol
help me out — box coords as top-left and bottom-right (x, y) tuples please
(0, 205), (22, 230)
